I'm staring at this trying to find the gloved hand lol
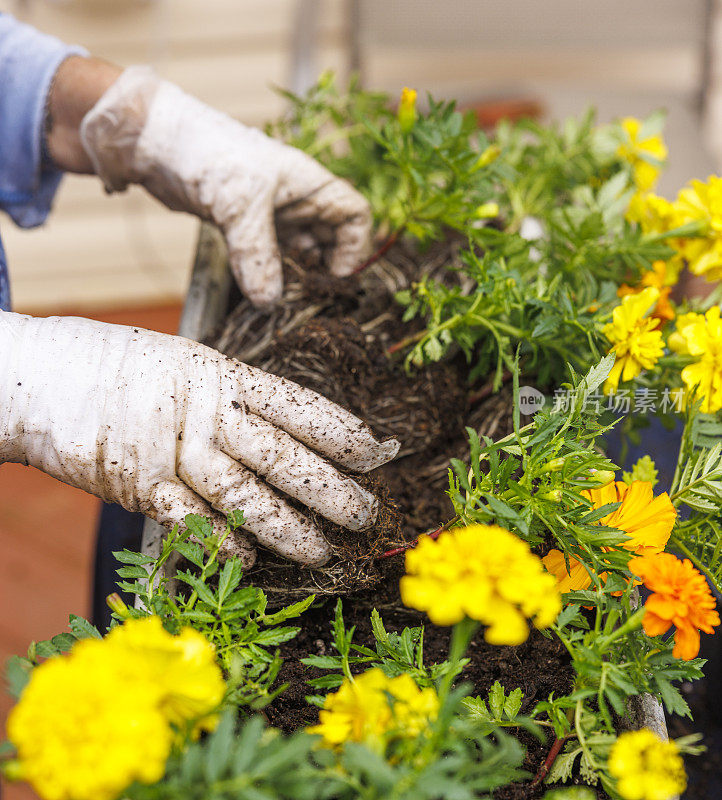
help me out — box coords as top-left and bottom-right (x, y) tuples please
(0, 313), (399, 566)
(79, 67), (372, 306)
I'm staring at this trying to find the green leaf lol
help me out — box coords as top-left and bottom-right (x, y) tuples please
(307, 674), (345, 689)
(184, 514), (214, 541)
(622, 455), (658, 488)
(204, 712), (235, 782)
(546, 745), (582, 784)
(218, 559), (244, 605)
(0, 741), (16, 758)
(555, 604), (581, 629)
(655, 676), (692, 718)
(116, 565), (151, 580)
(34, 640), (59, 659)
(370, 608), (389, 646)
(488, 681), (505, 718)
(261, 595), (314, 626)
(227, 509), (246, 530)
(300, 655), (344, 669)
(504, 688), (523, 719)
(175, 570), (218, 607)
(68, 615), (102, 640)
(333, 599), (350, 655)
(174, 540), (206, 568)
(5, 656), (33, 698)
(181, 610), (217, 624)
(425, 335), (445, 362)
(542, 787), (596, 800)
(112, 549), (155, 566)
(50, 633), (77, 653)
(252, 627), (300, 646)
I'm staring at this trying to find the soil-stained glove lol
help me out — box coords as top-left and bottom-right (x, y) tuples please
(0, 313), (399, 566)
(79, 67), (372, 306)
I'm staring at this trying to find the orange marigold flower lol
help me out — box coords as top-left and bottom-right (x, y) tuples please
(630, 552), (720, 660)
(543, 481), (675, 592)
(542, 550), (594, 594)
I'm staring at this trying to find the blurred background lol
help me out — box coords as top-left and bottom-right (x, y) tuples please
(1, 2), (721, 795)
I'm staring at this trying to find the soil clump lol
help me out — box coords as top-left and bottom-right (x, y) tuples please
(209, 238), (511, 599)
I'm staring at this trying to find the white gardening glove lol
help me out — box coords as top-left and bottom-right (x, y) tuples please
(0, 313), (399, 566)
(79, 67), (372, 306)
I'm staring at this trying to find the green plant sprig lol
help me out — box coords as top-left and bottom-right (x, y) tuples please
(112, 513), (314, 711)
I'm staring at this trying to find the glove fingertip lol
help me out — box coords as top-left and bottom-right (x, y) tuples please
(231, 253), (284, 308)
(329, 249), (363, 277)
(329, 224), (373, 277)
(348, 436), (401, 473)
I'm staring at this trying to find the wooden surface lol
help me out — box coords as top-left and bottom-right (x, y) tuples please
(0, 303), (182, 800)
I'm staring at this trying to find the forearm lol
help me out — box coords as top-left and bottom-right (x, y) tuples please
(46, 55), (121, 173)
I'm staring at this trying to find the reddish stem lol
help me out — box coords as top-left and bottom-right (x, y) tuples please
(531, 735), (569, 789)
(467, 369), (513, 405)
(352, 229), (401, 275)
(378, 517), (458, 560)
(385, 330), (424, 356)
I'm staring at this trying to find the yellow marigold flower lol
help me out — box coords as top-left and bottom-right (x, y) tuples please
(609, 728), (686, 800)
(668, 305), (722, 413)
(674, 175), (722, 281)
(666, 311), (699, 355)
(543, 480), (675, 593)
(626, 191), (679, 233)
(617, 117), (668, 192)
(603, 287), (665, 393)
(398, 87), (418, 133)
(105, 616), (225, 731)
(7, 639), (172, 800)
(617, 261), (676, 324)
(308, 668), (439, 749)
(6, 617), (225, 800)
(400, 524), (560, 644)
(630, 552), (720, 660)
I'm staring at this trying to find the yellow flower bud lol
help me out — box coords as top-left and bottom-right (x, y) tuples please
(539, 489), (563, 502)
(589, 469), (616, 487)
(476, 144), (501, 169)
(540, 457), (566, 474)
(398, 87), (418, 133)
(106, 593), (130, 619)
(473, 202), (500, 219)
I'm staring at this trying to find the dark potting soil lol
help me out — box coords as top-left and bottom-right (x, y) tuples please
(265, 600), (607, 800)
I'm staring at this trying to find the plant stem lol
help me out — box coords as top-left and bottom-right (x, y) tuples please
(187, 527), (231, 611)
(531, 734), (570, 788)
(599, 607), (645, 648)
(467, 369), (513, 404)
(386, 328), (426, 356)
(378, 516), (460, 559)
(352, 229), (402, 275)
(439, 616), (480, 700)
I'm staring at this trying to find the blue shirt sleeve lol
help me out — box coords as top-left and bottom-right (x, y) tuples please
(0, 14), (87, 228)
